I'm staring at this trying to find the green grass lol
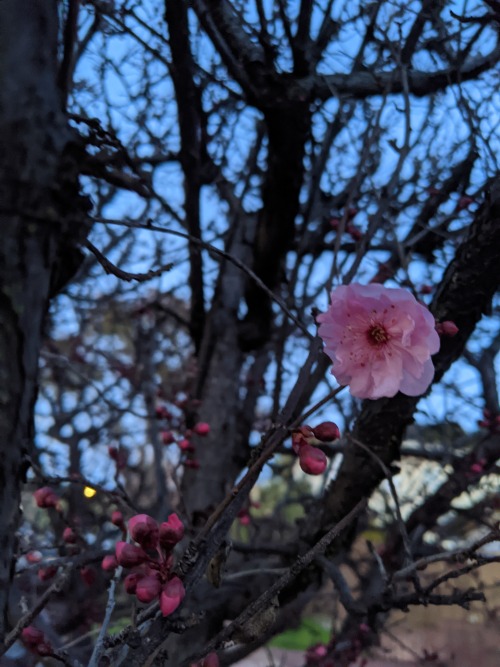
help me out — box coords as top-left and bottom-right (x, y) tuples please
(270, 617), (331, 650)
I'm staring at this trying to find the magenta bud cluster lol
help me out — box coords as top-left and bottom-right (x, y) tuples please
(33, 487), (61, 510)
(156, 399), (211, 471)
(291, 422), (340, 476)
(104, 512), (186, 617)
(21, 626), (53, 657)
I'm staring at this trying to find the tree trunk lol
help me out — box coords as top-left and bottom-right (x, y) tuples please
(0, 0), (89, 640)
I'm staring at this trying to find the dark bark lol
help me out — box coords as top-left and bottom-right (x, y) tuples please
(0, 0), (90, 641)
(306, 175), (500, 544)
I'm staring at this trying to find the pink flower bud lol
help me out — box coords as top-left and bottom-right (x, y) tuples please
(470, 463), (483, 474)
(312, 422), (341, 442)
(178, 439), (192, 451)
(101, 555), (118, 572)
(135, 575), (162, 603)
(33, 487), (59, 509)
(184, 459), (200, 469)
(38, 566), (57, 581)
(111, 510), (125, 528)
(129, 514), (159, 549)
(160, 576), (185, 616)
(161, 431), (175, 445)
(63, 527), (77, 544)
(159, 513), (184, 549)
(26, 551), (42, 564)
(238, 513), (251, 526)
(21, 626), (45, 647)
(436, 320), (459, 337)
(193, 422), (210, 436)
(115, 541), (148, 568)
(80, 566), (96, 587)
(124, 572), (142, 594)
(202, 653), (220, 667)
(299, 445), (327, 475)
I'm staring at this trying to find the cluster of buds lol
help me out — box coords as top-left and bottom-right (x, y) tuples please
(435, 320), (459, 337)
(33, 487), (61, 511)
(190, 652), (220, 667)
(478, 408), (500, 434)
(158, 401), (210, 470)
(104, 513), (186, 617)
(292, 422), (340, 476)
(21, 626), (53, 657)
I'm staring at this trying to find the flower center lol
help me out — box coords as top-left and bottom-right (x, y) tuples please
(367, 324), (390, 346)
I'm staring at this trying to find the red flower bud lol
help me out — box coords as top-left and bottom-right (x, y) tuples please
(159, 513), (184, 549)
(135, 575), (162, 603)
(80, 566), (96, 587)
(193, 422), (210, 436)
(21, 626), (45, 647)
(202, 653), (220, 667)
(299, 445), (327, 475)
(101, 555), (118, 572)
(33, 487), (60, 509)
(470, 463), (483, 474)
(436, 320), (459, 337)
(419, 284), (433, 295)
(128, 514), (159, 549)
(161, 431), (175, 445)
(178, 439), (192, 451)
(63, 527), (77, 544)
(312, 421), (340, 442)
(115, 541), (148, 568)
(184, 459), (200, 469)
(111, 510), (125, 528)
(160, 576), (185, 616)
(124, 572), (142, 594)
(38, 566), (57, 581)
(26, 550), (42, 564)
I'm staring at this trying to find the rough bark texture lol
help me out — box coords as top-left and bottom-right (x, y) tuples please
(0, 0), (90, 641)
(308, 176), (500, 542)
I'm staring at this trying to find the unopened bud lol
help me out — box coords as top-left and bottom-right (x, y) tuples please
(136, 575), (162, 603)
(193, 422), (210, 436)
(115, 541), (148, 567)
(299, 445), (327, 475)
(160, 576), (185, 616)
(63, 527), (77, 544)
(129, 514), (159, 549)
(101, 555), (118, 572)
(312, 421), (341, 442)
(159, 513), (185, 549)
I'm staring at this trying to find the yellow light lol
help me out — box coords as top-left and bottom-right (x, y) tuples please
(83, 486), (97, 499)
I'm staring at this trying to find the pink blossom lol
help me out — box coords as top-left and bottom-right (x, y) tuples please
(160, 576), (185, 616)
(317, 284), (440, 399)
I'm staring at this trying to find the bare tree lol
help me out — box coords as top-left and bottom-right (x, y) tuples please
(1, 1), (500, 665)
